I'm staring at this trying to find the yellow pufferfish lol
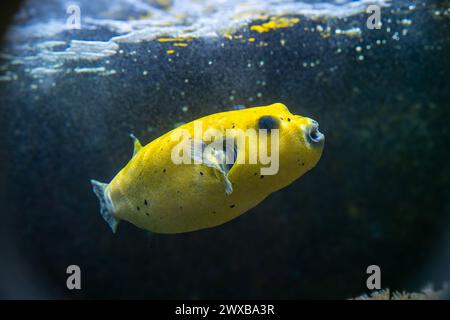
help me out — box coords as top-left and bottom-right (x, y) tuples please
(91, 103), (324, 234)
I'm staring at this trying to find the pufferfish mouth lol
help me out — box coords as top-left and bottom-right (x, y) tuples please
(307, 120), (325, 145)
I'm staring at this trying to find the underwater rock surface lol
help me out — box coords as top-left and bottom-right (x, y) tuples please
(0, 0), (449, 298)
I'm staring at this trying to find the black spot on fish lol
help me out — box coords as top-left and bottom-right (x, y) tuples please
(163, 168), (166, 173)
(229, 204), (236, 208)
(200, 171), (204, 176)
(212, 211), (217, 214)
(137, 206), (140, 211)
(288, 117), (291, 122)
(179, 206), (183, 209)
(232, 123), (235, 129)
(260, 175), (265, 179)
(254, 172), (258, 176)
(145, 212), (149, 217)
(258, 115), (280, 131)
(302, 162), (305, 166)
(144, 199), (148, 206)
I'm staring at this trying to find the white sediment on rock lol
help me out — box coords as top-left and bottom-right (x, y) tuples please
(1, 0), (390, 79)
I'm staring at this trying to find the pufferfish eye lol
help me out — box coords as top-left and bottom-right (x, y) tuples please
(258, 115), (280, 131)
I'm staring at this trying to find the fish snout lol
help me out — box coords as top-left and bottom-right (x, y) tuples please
(306, 119), (325, 146)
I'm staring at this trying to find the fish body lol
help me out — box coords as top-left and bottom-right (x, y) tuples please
(91, 103), (324, 234)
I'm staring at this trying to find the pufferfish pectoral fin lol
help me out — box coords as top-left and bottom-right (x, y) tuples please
(129, 133), (142, 157)
(190, 139), (234, 195)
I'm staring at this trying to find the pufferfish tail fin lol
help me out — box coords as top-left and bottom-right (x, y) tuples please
(90, 180), (120, 233)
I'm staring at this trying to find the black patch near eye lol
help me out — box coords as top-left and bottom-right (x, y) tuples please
(258, 115), (280, 131)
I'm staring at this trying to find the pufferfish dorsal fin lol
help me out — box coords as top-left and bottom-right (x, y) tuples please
(129, 133), (143, 157)
(190, 138), (236, 195)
